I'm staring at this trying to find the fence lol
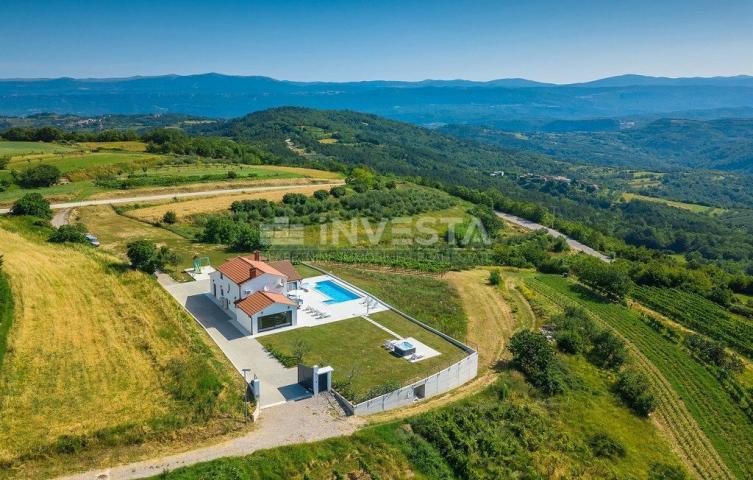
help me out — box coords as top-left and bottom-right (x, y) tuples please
(301, 262), (479, 415)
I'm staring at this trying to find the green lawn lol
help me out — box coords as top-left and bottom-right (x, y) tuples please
(257, 313), (466, 403)
(314, 263), (467, 340)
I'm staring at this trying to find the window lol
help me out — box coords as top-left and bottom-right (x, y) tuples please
(213, 282), (217, 297)
(257, 310), (293, 332)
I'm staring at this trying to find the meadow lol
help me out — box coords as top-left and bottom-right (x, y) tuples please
(0, 219), (245, 478)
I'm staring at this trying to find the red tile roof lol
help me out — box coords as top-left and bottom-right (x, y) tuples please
(268, 260), (303, 282)
(217, 256), (287, 285)
(235, 291), (297, 317)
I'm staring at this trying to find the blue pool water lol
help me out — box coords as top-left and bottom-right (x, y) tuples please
(315, 280), (360, 304)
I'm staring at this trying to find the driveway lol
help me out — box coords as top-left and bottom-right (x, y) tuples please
(163, 279), (311, 408)
(59, 393), (363, 480)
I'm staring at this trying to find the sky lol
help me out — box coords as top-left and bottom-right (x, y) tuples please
(1, 0), (752, 83)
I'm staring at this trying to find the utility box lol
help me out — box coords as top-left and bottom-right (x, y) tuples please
(298, 364), (333, 396)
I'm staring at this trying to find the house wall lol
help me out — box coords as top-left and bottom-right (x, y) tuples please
(240, 273), (285, 297)
(209, 271), (286, 321)
(250, 303), (297, 335)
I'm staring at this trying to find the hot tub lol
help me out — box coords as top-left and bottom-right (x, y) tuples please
(393, 340), (416, 357)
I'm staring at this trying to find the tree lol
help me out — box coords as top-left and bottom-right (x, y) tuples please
(14, 164), (61, 188)
(508, 330), (564, 395)
(162, 210), (178, 224)
(330, 185), (347, 198)
(231, 223), (262, 251)
(571, 255), (632, 300)
(488, 268), (501, 286)
(313, 189), (329, 201)
(126, 240), (177, 273)
(49, 224), (88, 243)
(10, 193), (52, 219)
(615, 369), (656, 417)
(590, 330), (628, 370)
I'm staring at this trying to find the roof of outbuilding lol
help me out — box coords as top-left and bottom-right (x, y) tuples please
(235, 291), (297, 317)
(216, 256), (287, 285)
(267, 260), (303, 282)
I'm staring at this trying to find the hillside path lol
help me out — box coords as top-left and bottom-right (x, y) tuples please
(0, 182), (343, 214)
(495, 211), (611, 262)
(58, 394), (363, 480)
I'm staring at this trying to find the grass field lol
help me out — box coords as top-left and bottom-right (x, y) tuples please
(526, 274), (753, 479)
(314, 263), (467, 340)
(622, 192), (726, 215)
(258, 312), (467, 402)
(0, 140), (78, 156)
(0, 271), (13, 372)
(124, 183), (340, 223)
(5, 151), (164, 174)
(0, 221), (244, 478)
(79, 141), (148, 152)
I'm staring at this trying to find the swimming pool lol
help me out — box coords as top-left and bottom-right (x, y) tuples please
(315, 280), (361, 304)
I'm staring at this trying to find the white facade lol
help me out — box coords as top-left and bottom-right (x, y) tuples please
(237, 301), (298, 335)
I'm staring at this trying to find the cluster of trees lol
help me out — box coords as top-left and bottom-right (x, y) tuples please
(685, 334), (744, 373)
(49, 224), (88, 244)
(570, 255), (632, 300)
(143, 128), (268, 164)
(12, 164), (61, 188)
(1, 126), (139, 143)
(493, 229), (569, 271)
(9, 193), (52, 219)
(125, 240), (178, 274)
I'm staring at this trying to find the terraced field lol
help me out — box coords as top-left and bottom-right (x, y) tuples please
(526, 274), (753, 480)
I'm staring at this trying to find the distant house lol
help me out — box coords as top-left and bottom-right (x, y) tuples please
(210, 251), (302, 335)
(490, 171), (505, 177)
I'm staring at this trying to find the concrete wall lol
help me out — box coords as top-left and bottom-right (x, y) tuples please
(349, 352), (478, 416)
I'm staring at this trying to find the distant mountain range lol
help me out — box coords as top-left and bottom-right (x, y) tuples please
(2, 73), (753, 126)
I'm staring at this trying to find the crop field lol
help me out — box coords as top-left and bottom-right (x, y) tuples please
(258, 312), (467, 403)
(0, 223), (244, 478)
(526, 274), (753, 479)
(0, 140), (78, 156)
(633, 286), (753, 358)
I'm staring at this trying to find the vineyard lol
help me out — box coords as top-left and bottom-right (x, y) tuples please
(525, 274), (753, 480)
(633, 286), (753, 358)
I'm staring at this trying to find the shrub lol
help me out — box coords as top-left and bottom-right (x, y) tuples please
(329, 185), (347, 198)
(556, 330), (586, 354)
(49, 223), (88, 243)
(226, 170), (237, 179)
(0, 155), (10, 170)
(587, 432), (626, 459)
(508, 330), (564, 395)
(313, 189), (329, 201)
(570, 255), (632, 300)
(648, 463), (687, 480)
(10, 193), (52, 219)
(282, 192), (307, 205)
(488, 268), (501, 286)
(14, 163), (61, 188)
(615, 369), (656, 416)
(162, 210), (178, 224)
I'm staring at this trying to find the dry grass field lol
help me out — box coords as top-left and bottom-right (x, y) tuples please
(125, 183), (338, 223)
(0, 224), (245, 478)
(78, 141), (148, 152)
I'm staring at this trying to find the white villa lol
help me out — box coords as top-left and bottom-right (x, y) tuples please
(210, 251), (303, 335)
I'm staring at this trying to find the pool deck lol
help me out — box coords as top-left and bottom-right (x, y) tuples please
(253, 275), (389, 338)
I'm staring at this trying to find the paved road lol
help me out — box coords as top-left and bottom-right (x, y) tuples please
(59, 394), (363, 480)
(162, 279), (311, 408)
(0, 182), (343, 214)
(495, 211), (611, 262)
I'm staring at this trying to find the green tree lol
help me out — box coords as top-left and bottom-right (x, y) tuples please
(590, 330), (628, 370)
(313, 189), (329, 201)
(10, 193), (52, 219)
(14, 164), (62, 188)
(162, 210), (178, 224)
(49, 224), (88, 244)
(488, 268), (501, 286)
(615, 369), (656, 417)
(508, 330), (564, 395)
(571, 256), (632, 300)
(126, 240), (178, 273)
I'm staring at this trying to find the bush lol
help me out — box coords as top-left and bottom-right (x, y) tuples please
(571, 255), (632, 300)
(488, 268), (501, 286)
(648, 463), (687, 480)
(615, 369), (656, 416)
(587, 432), (626, 459)
(313, 189), (329, 201)
(49, 223), (88, 243)
(126, 240), (178, 273)
(330, 185), (347, 198)
(508, 330), (564, 395)
(226, 170), (237, 179)
(162, 210), (178, 224)
(0, 155), (10, 170)
(10, 193), (52, 219)
(556, 330), (586, 354)
(14, 163), (61, 188)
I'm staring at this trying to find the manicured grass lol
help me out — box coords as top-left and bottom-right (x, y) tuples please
(527, 274), (753, 479)
(315, 263), (467, 340)
(0, 222), (244, 478)
(258, 314), (466, 402)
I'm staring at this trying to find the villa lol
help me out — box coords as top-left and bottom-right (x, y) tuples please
(210, 251), (303, 335)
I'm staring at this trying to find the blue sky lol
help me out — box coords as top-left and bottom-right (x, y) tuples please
(1, 0), (751, 82)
